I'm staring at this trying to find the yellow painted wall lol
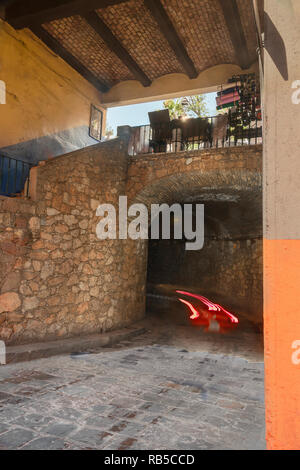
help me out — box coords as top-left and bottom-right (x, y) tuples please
(0, 19), (106, 157)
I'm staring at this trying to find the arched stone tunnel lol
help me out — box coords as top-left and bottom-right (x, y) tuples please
(127, 144), (262, 331)
(0, 140), (262, 344)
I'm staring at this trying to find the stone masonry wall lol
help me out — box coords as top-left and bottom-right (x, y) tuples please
(127, 145), (262, 205)
(0, 141), (262, 344)
(0, 138), (145, 344)
(0, 197), (37, 341)
(128, 144), (263, 325)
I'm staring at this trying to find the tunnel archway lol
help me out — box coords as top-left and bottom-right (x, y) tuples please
(130, 166), (263, 333)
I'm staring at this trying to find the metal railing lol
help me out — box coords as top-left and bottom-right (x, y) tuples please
(0, 155), (33, 197)
(128, 112), (262, 156)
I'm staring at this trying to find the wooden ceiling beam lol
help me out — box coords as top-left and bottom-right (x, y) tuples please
(5, 0), (128, 29)
(31, 25), (109, 93)
(83, 11), (151, 87)
(219, 0), (252, 70)
(143, 0), (198, 79)
(0, 0), (14, 19)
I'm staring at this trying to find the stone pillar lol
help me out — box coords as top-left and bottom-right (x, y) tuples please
(264, 0), (300, 450)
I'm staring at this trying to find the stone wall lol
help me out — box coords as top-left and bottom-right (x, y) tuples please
(129, 144), (263, 325)
(127, 145), (262, 205)
(0, 141), (262, 344)
(0, 138), (145, 344)
(0, 197), (36, 340)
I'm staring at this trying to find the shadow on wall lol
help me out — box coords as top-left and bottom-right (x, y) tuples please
(0, 125), (100, 164)
(264, 12), (288, 81)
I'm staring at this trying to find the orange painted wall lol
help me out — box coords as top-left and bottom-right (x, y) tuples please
(264, 240), (300, 449)
(0, 19), (106, 156)
(264, 0), (300, 450)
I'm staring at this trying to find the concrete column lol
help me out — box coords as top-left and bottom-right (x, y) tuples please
(264, 0), (300, 450)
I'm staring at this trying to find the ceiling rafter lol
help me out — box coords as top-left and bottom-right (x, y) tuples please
(83, 11), (151, 87)
(143, 0), (198, 79)
(31, 25), (109, 93)
(219, 0), (251, 70)
(5, 0), (128, 29)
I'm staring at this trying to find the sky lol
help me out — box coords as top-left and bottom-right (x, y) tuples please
(106, 91), (217, 135)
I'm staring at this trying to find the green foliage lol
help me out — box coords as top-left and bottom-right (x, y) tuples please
(163, 99), (185, 119)
(163, 95), (208, 119)
(103, 125), (114, 140)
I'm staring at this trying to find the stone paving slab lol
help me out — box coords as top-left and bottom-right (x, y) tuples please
(0, 343), (265, 450)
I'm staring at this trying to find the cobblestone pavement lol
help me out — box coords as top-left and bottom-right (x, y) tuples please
(0, 318), (265, 450)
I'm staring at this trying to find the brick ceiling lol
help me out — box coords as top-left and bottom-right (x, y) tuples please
(4, 0), (263, 93)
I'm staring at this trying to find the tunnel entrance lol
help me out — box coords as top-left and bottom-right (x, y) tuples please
(128, 146), (263, 359)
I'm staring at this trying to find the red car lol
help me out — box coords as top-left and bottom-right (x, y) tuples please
(177, 290), (239, 333)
